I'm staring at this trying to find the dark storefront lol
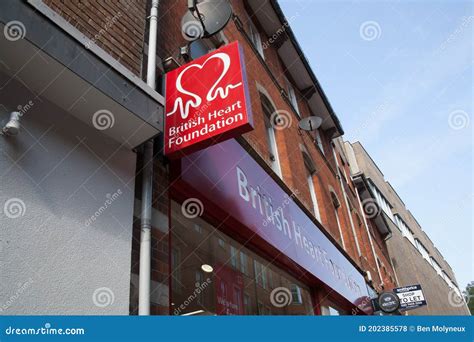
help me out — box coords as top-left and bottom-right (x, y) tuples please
(168, 139), (373, 316)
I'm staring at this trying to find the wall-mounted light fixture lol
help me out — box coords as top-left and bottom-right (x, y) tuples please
(1, 111), (21, 136)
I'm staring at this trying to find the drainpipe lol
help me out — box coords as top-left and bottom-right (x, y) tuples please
(139, 0), (159, 316)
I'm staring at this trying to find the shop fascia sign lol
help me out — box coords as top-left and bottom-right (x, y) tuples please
(180, 140), (371, 311)
(164, 41), (253, 158)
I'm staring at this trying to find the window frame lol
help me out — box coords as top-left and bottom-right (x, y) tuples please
(247, 15), (265, 58)
(260, 92), (282, 177)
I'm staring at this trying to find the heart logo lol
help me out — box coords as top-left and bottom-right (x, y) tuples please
(166, 52), (242, 119)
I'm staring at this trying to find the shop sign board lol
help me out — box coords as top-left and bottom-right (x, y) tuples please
(377, 292), (400, 313)
(180, 139), (371, 312)
(394, 284), (427, 311)
(164, 41), (253, 158)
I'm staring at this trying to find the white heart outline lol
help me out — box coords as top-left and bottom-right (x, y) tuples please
(166, 52), (242, 119)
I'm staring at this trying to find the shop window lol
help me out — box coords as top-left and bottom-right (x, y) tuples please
(320, 299), (347, 316)
(194, 223), (203, 234)
(290, 284), (303, 304)
(170, 201), (314, 316)
(171, 248), (182, 293)
(321, 306), (341, 316)
(240, 251), (249, 275)
(230, 245), (239, 269)
(254, 260), (268, 289)
(195, 271), (204, 304)
(244, 293), (252, 315)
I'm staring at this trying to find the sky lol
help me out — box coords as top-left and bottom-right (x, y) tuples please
(279, 0), (473, 290)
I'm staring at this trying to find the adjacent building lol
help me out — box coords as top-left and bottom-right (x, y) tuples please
(0, 0), (466, 316)
(345, 141), (469, 315)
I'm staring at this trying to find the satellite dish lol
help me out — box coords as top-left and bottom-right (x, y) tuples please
(181, 0), (232, 41)
(298, 116), (323, 131)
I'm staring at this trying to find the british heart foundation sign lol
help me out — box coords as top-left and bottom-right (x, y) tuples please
(164, 41), (253, 158)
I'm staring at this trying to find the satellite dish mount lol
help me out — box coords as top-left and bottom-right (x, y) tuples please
(181, 0), (232, 41)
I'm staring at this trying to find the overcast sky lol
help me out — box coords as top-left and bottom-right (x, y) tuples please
(279, 0), (473, 290)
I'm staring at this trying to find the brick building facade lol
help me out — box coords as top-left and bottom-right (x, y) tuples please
(1, 0), (465, 316)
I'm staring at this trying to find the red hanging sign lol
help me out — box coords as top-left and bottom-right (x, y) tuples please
(164, 41), (253, 158)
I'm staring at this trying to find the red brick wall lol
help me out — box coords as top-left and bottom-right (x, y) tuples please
(43, 0), (147, 76)
(156, 0), (364, 266)
(155, 0), (398, 300)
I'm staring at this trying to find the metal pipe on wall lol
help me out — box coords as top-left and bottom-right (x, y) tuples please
(138, 0), (159, 316)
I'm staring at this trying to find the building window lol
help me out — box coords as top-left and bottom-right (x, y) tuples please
(195, 271), (204, 303)
(368, 181), (394, 221)
(240, 251), (248, 275)
(247, 16), (264, 58)
(321, 305), (344, 316)
(230, 245), (239, 269)
(330, 190), (344, 247)
(290, 284), (303, 304)
(394, 215), (416, 246)
(189, 39), (215, 59)
(244, 293), (252, 315)
(260, 93), (282, 177)
(302, 148), (321, 221)
(189, 33), (228, 59)
(430, 257), (443, 276)
(307, 172), (321, 221)
(171, 248), (181, 293)
(254, 260), (270, 289)
(415, 239), (431, 262)
(315, 130), (324, 154)
(218, 238), (226, 249)
(286, 80), (300, 116)
(194, 223), (203, 234)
